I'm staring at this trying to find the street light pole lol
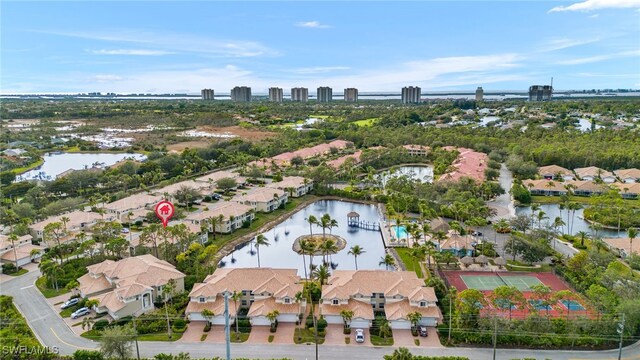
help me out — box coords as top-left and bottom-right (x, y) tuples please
(132, 317), (140, 360)
(492, 317), (498, 360)
(225, 292), (231, 360)
(617, 313), (625, 360)
(448, 290), (453, 344)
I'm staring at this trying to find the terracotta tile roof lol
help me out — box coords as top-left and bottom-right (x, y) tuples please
(522, 179), (568, 193)
(189, 268), (302, 298)
(402, 145), (431, 152)
(236, 188), (285, 203)
(538, 165), (573, 177)
(319, 300), (374, 320)
(614, 168), (640, 180)
(384, 299), (442, 321)
(266, 176), (310, 190)
(567, 180), (608, 193)
(574, 166), (614, 179)
(604, 237), (639, 256)
(185, 297), (234, 316)
(87, 255), (184, 287)
(322, 270), (437, 302)
(0, 243), (43, 261)
(154, 180), (212, 196)
(194, 171), (245, 184)
(438, 147), (488, 183)
(78, 273), (113, 296)
(273, 140), (352, 162)
(247, 297), (301, 317)
(31, 211), (103, 232)
(185, 202), (254, 222)
(104, 193), (162, 212)
(93, 291), (127, 313)
(611, 182), (640, 195)
(326, 151), (362, 169)
(439, 233), (474, 251)
(0, 235), (32, 250)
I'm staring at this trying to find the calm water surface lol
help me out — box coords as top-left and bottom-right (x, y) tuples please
(18, 152), (146, 180)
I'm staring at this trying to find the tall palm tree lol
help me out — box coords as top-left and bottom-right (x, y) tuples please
(628, 228), (638, 257)
(299, 239), (311, 279)
(8, 234), (19, 267)
(379, 254), (396, 271)
(576, 230), (590, 247)
(301, 239), (316, 277)
(530, 203), (540, 229)
(348, 245), (365, 270)
(231, 291), (241, 339)
(313, 264), (331, 285)
(553, 216), (565, 237)
(255, 234), (269, 268)
(306, 215), (318, 236)
(423, 242), (437, 269)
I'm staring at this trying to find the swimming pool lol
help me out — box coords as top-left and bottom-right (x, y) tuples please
(391, 225), (409, 239)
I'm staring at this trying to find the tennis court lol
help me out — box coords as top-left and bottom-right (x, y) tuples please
(460, 274), (543, 291)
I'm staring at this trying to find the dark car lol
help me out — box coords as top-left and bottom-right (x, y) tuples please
(419, 326), (428, 337)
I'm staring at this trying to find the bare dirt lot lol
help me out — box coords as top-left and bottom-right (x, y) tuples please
(166, 126), (276, 152)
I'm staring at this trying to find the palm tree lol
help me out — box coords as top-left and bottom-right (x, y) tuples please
(255, 234), (269, 268)
(348, 245), (365, 270)
(407, 311), (423, 332)
(553, 216), (565, 237)
(379, 254), (396, 271)
(231, 291), (241, 339)
(300, 239), (316, 277)
(40, 260), (61, 290)
(423, 242), (437, 269)
(628, 228), (638, 257)
(340, 310), (354, 330)
(201, 309), (214, 325)
(81, 317), (95, 331)
(378, 318), (392, 339)
(318, 214), (336, 239)
(319, 239), (337, 265)
(266, 310), (280, 331)
(208, 215), (225, 240)
(388, 347), (413, 360)
(576, 230), (590, 247)
(530, 203), (540, 229)
(7, 234), (19, 266)
(306, 215), (318, 236)
(313, 264), (331, 285)
(162, 279), (177, 339)
(299, 239), (311, 279)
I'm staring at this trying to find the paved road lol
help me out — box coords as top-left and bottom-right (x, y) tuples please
(3, 270), (640, 359)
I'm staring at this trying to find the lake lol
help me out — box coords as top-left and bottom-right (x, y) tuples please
(515, 204), (626, 238)
(378, 165), (434, 186)
(218, 200), (387, 276)
(17, 152), (146, 181)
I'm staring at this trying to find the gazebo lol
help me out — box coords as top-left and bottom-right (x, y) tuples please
(460, 256), (475, 268)
(347, 211), (360, 226)
(494, 257), (507, 269)
(475, 255), (489, 267)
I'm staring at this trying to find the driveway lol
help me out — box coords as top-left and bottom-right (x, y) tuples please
(204, 325), (227, 343)
(271, 323), (295, 344)
(392, 329), (417, 347)
(324, 324), (347, 345)
(179, 321), (206, 342)
(247, 325), (271, 344)
(419, 327), (443, 348)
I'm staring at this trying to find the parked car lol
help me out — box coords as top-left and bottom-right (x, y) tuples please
(61, 298), (80, 309)
(472, 231), (483, 237)
(355, 328), (365, 343)
(212, 193), (222, 200)
(71, 307), (90, 319)
(121, 228), (130, 234)
(419, 326), (428, 337)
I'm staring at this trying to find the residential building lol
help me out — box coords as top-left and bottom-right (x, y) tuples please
(194, 170), (247, 188)
(574, 166), (616, 183)
(437, 147), (488, 183)
(266, 176), (313, 197)
(528, 85), (553, 101)
(78, 255), (185, 319)
(538, 165), (575, 181)
(344, 88), (358, 102)
(402, 145), (430, 157)
(2, 148), (27, 157)
(401, 86), (421, 104)
(603, 237), (639, 258)
(185, 202), (255, 234)
(30, 210), (104, 242)
(230, 86), (251, 102)
(186, 268), (305, 326)
(201, 89), (215, 100)
(611, 182), (640, 199)
(104, 193), (163, 219)
(439, 233), (474, 257)
(326, 151), (362, 170)
(153, 180), (213, 198)
(320, 270), (440, 329)
(317, 86), (332, 103)
(271, 140), (353, 166)
(235, 188), (287, 213)
(522, 179), (568, 196)
(0, 234), (42, 267)
(614, 168), (640, 183)
(268, 87), (283, 102)
(475, 87), (484, 102)
(291, 87), (308, 102)
(569, 180), (608, 196)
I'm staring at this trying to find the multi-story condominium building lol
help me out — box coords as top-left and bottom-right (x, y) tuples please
(266, 176), (313, 197)
(401, 86), (421, 104)
(79, 255), (185, 319)
(186, 268), (305, 326)
(317, 86), (332, 102)
(402, 145), (431, 157)
(30, 210), (105, 243)
(475, 87), (484, 102)
(231, 86), (252, 102)
(291, 87), (308, 102)
(528, 85), (553, 101)
(235, 188), (288, 213)
(344, 88), (358, 102)
(185, 202), (255, 234)
(268, 87), (283, 102)
(201, 88), (215, 100)
(0, 234), (43, 267)
(320, 270), (441, 329)
(104, 193), (163, 219)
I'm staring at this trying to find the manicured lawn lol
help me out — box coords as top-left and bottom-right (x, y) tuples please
(8, 268), (28, 277)
(294, 328), (325, 344)
(59, 308), (75, 318)
(352, 118), (379, 127)
(230, 332), (249, 343)
(10, 158), (44, 174)
(370, 334), (394, 346)
(137, 332), (184, 341)
(506, 260), (552, 273)
(395, 248), (424, 278)
(531, 196), (638, 205)
(36, 276), (69, 298)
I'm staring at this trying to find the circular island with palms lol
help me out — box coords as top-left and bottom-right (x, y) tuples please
(292, 234), (347, 256)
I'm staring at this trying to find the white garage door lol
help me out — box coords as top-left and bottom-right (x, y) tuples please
(277, 313), (298, 323)
(188, 313), (205, 322)
(350, 319), (370, 329)
(323, 315), (343, 325)
(251, 316), (271, 326)
(390, 319), (412, 330)
(211, 315), (227, 326)
(418, 317), (437, 327)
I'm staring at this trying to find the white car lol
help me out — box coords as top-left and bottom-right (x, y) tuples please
(71, 307), (90, 319)
(61, 298), (80, 309)
(355, 328), (365, 343)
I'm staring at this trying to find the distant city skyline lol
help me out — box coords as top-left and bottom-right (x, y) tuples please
(2, 0), (639, 94)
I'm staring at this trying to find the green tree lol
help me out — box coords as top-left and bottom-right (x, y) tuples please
(348, 245), (365, 270)
(383, 347), (413, 360)
(379, 254), (396, 270)
(456, 289), (485, 327)
(173, 186), (201, 207)
(340, 309), (354, 329)
(254, 234), (269, 268)
(99, 325), (134, 360)
(215, 177), (237, 194)
(313, 264), (331, 285)
(491, 286), (525, 321)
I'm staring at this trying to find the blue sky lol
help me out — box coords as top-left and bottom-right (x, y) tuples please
(2, 0), (639, 94)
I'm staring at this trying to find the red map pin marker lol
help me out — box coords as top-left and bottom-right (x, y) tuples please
(155, 200), (175, 228)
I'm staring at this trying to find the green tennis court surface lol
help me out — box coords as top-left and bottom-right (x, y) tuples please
(461, 274), (543, 291)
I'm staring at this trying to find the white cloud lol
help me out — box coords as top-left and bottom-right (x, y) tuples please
(541, 37), (601, 51)
(290, 66), (350, 74)
(589, 14), (600, 18)
(557, 49), (640, 64)
(295, 21), (331, 29)
(549, 0), (640, 12)
(92, 74), (124, 82)
(88, 49), (174, 56)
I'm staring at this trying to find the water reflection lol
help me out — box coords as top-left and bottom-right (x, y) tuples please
(515, 204), (625, 238)
(219, 200), (387, 276)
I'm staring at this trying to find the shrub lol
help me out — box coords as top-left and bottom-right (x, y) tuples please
(112, 316), (132, 327)
(172, 318), (187, 333)
(343, 327), (351, 335)
(317, 318), (328, 332)
(236, 318), (251, 333)
(93, 319), (109, 331)
(204, 322), (211, 332)
(2, 263), (17, 274)
(73, 350), (104, 360)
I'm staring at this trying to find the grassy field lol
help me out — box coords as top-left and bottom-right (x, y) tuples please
(531, 195), (638, 205)
(137, 332), (184, 341)
(8, 268), (28, 277)
(294, 328), (325, 344)
(36, 276), (70, 298)
(395, 248), (424, 278)
(352, 118), (379, 127)
(230, 332), (249, 343)
(10, 158), (44, 175)
(370, 334), (394, 346)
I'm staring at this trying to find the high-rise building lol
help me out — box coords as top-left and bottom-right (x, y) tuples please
(201, 88), (215, 100)
(230, 86), (251, 102)
(475, 87), (484, 102)
(317, 87), (333, 103)
(401, 86), (421, 104)
(528, 85), (553, 101)
(269, 87), (283, 102)
(291, 87), (308, 102)
(344, 88), (358, 102)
